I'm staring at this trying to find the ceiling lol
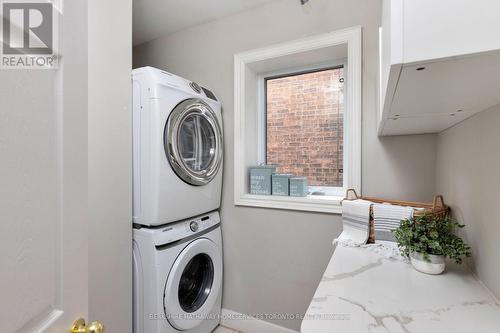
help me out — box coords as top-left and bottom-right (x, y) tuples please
(133, 0), (278, 46)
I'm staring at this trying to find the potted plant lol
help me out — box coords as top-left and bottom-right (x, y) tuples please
(393, 214), (472, 275)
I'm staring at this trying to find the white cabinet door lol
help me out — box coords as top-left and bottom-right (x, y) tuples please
(403, 0), (500, 63)
(378, 0), (500, 136)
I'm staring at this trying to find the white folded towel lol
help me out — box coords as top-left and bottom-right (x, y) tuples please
(373, 203), (414, 241)
(339, 199), (372, 245)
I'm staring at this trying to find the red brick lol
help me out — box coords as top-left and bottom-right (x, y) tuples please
(266, 68), (344, 186)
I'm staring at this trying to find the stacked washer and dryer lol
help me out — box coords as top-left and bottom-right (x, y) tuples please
(132, 67), (224, 333)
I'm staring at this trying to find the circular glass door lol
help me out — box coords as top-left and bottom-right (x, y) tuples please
(164, 238), (222, 331)
(165, 99), (222, 186)
(178, 253), (214, 313)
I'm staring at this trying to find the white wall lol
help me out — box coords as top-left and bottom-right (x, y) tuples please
(133, 0), (437, 330)
(88, 0), (133, 332)
(436, 103), (500, 300)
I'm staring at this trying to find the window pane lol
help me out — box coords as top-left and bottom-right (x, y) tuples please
(266, 67), (344, 187)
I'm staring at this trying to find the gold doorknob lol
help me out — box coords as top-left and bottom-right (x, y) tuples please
(71, 318), (104, 333)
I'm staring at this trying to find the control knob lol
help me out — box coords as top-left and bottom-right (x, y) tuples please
(190, 221), (199, 232)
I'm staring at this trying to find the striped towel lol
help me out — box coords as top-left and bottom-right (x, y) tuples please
(339, 199), (372, 245)
(373, 204), (414, 241)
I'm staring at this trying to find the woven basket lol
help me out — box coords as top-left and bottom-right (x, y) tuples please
(344, 189), (449, 218)
(343, 189), (450, 243)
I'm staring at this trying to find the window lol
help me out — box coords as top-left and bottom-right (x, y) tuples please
(264, 66), (345, 195)
(234, 27), (362, 213)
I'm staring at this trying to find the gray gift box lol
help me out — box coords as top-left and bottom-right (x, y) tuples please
(289, 177), (309, 197)
(249, 165), (277, 195)
(272, 173), (293, 196)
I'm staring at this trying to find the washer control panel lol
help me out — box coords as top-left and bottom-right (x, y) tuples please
(153, 211), (220, 247)
(189, 81), (202, 94)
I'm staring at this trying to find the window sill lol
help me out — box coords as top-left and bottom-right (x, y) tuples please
(235, 194), (343, 214)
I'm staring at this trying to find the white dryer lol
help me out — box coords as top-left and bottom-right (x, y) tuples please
(132, 67), (223, 226)
(133, 211), (223, 333)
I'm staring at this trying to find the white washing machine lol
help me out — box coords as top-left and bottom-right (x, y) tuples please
(133, 211), (223, 333)
(132, 66), (223, 226)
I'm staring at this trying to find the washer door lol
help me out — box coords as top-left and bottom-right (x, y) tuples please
(165, 99), (223, 186)
(164, 238), (222, 331)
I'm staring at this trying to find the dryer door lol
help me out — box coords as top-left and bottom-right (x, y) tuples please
(164, 238), (222, 330)
(165, 99), (223, 186)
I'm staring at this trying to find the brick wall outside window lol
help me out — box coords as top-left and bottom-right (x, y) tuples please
(266, 67), (344, 187)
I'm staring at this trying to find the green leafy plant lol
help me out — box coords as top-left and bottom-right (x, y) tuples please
(393, 214), (472, 264)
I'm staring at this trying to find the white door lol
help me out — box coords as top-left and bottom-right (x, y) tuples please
(0, 1), (132, 333)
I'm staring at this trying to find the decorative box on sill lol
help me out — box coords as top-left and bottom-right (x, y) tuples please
(249, 165), (277, 195)
(289, 177), (308, 197)
(272, 173), (293, 196)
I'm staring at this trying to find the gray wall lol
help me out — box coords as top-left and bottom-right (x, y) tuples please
(436, 104), (500, 300)
(88, 0), (133, 331)
(133, 0), (437, 330)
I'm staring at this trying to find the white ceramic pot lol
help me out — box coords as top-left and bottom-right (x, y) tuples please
(410, 251), (445, 275)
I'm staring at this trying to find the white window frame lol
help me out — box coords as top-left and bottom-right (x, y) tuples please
(234, 26), (362, 214)
(257, 61), (347, 197)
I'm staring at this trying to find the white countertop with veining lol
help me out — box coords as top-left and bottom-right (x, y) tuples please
(301, 242), (500, 333)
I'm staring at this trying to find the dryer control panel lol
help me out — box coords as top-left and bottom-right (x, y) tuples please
(152, 211), (220, 247)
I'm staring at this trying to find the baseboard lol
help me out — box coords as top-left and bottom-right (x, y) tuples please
(468, 267), (500, 304)
(220, 308), (299, 333)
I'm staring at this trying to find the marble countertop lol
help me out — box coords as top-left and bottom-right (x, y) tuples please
(301, 242), (500, 333)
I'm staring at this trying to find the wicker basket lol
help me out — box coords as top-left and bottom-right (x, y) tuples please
(343, 189), (450, 243)
(344, 189), (449, 218)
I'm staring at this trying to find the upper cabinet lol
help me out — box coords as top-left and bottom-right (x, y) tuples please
(378, 0), (500, 136)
